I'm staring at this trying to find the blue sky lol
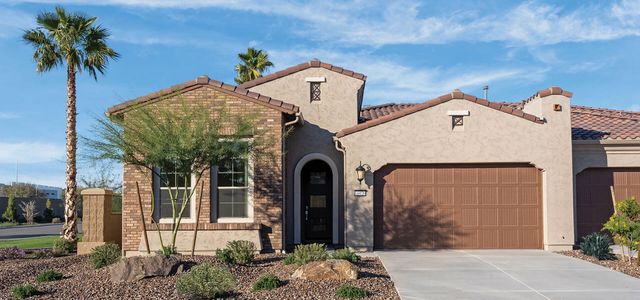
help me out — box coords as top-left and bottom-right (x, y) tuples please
(1, 0), (639, 187)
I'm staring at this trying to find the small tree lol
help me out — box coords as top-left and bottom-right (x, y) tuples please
(84, 101), (264, 253)
(2, 195), (17, 223)
(19, 201), (38, 225)
(603, 197), (640, 265)
(43, 199), (55, 223)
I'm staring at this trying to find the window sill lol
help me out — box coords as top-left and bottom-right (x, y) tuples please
(216, 217), (254, 224)
(158, 218), (195, 224)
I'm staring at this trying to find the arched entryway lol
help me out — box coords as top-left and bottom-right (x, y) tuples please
(294, 153), (339, 244)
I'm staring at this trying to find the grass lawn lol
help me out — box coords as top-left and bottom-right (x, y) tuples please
(0, 234), (83, 249)
(0, 222), (20, 228)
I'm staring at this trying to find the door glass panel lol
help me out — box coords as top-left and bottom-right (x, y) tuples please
(310, 172), (326, 184)
(310, 195), (327, 208)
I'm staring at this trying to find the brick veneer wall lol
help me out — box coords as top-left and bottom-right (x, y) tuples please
(121, 86), (284, 252)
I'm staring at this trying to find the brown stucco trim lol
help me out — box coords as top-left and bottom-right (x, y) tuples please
(336, 90), (545, 138)
(238, 60), (367, 89)
(106, 76), (301, 116)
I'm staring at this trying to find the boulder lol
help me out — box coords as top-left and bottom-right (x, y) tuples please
(109, 254), (184, 283)
(291, 259), (358, 280)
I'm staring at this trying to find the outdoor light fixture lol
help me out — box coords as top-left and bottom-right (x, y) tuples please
(356, 161), (371, 185)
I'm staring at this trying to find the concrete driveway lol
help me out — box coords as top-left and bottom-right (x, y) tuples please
(377, 250), (640, 300)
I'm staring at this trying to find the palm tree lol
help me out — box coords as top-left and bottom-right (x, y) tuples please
(23, 6), (119, 242)
(234, 47), (274, 84)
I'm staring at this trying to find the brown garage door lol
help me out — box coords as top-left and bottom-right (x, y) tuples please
(374, 164), (543, 249)
(576, 168), (640, 240)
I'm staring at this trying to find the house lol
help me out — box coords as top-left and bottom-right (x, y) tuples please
(108, 60), (640, 256)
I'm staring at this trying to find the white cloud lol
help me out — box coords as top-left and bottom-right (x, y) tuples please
(268, 48), (547, 103)
(0, 6), (34, 38)
(15, 0), (640, 46)
(0, 112), (20, 119)
(629, 104), (640, 112)
(0, 142), (65, 164)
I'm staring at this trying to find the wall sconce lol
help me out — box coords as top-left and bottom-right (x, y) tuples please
(356, 161), (371, 185)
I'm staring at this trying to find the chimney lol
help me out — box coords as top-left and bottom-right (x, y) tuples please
(483, 85), (489, 100)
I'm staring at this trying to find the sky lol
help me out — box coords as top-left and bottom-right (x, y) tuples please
(0, 0), (639, 187)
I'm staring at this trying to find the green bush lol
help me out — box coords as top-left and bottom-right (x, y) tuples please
(36, 270), (63, 283)
(252, 274), (280, 292)
(336, 284), (367, 299)
(158, 245), (177, 256)
(331, 248), (361, 263)
(176, 263), (236, 299)
(89, 243), (121, 269)
(216, 240), (255, 265)
(283, 243), (328, 266)
(43, 199), (54, 223)
(52, 238), (75, 255)
(215, 248), (234, 264)
(580, 232), (613, 260)
(10, 284), (39, 299)
(2, 195), (17, 223)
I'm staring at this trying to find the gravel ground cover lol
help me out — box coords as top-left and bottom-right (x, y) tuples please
(0, 253), (399, 299)
(559, 250), (640, 279)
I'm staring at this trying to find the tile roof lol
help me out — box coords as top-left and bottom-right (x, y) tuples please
(238, 59), (367, 89)
(107, 75), (300, 116)
(359, 96), (640, 141)
(337, 89), (544, 138)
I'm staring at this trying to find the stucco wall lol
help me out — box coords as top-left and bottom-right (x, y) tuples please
(337, 94), (575, 250)
(573, 142), (640, 175)
(248, 68), (365, 247)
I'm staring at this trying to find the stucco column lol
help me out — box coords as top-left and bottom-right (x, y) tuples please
(77, 188), (122, 254)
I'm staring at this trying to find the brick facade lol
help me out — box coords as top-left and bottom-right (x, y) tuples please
(120, 86), (284, 253)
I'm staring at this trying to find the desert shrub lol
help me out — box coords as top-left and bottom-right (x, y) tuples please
(43, 199), (54, 223)
(336, 284), (367, 299)
(0, 247), (26, 261)
(51, 217), (62, 223)
(10, 284), (39, 299)
(90, 243), (121, 269)
(36, 270), (63, 282)
(283, 243), (328, 266)
(227, 240), (255, 264)
(2, 195), (17, 222)
(158, 245), (177, 256)
(19, 200), (38, 225)
(29, 249), (54, 259)
(176, 262), (236, 299)
(52, 238), (75, 255)
(580, 232), (613, 260)
(331, 248), (361, 263)
(215, 248), (234, 264)
(252, 274), (280, 292)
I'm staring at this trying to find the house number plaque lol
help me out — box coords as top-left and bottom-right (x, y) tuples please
(354, 190), (367, 197)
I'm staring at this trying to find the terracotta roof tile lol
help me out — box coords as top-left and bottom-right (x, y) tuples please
(360, 100), (640, 141)
(338, 90), (544, 138)
(238, 60), (367, 89)
(107, 75), (300, 116)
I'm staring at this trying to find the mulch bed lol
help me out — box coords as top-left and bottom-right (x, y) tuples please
(558, 250), (640, 279)
(0, 254), (399, 299)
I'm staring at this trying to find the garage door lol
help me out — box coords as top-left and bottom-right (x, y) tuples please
(374, 164), (543, 249)
(576, 168), (640, 240)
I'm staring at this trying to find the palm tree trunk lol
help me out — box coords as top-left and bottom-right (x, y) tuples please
(62, 63), (78, 242)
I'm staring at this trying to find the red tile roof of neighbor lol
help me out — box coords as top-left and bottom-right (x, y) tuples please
(106, 76), (300, 116)
(356, 88), (640, 141)
(238, 59), (367, 89)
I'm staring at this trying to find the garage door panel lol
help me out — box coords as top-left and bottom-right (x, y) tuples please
(577, 168), (640, 240)
(375, 164), (542, 249)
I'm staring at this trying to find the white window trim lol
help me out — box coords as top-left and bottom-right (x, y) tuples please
(216, 151), (255, 223)
(158, 173), (197, 224)
(305, 76), (326, 82)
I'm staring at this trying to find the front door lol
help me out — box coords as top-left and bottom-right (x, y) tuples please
(301, 160), (333, 243)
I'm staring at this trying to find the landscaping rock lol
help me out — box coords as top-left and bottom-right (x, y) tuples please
(108, 254), (184, 282)
(291, 259), (358, 280)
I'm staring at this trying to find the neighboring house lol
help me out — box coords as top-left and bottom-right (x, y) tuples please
(109, 60), (640, 256)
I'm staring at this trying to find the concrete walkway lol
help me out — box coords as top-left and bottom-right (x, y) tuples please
(377, 250), (640, 300)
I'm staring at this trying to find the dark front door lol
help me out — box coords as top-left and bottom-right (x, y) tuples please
(301, 160), (333, 243)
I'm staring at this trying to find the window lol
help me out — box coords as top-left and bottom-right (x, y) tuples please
(154, 163), (194, 222)
(217, 158), (252, 220)
(310, 82), (321, 101)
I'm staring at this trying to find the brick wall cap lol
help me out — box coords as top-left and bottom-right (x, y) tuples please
(80, 188), (114, 196)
